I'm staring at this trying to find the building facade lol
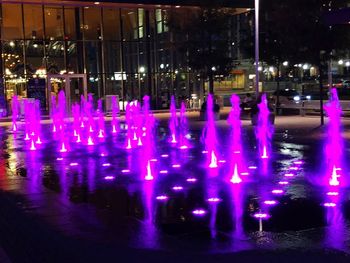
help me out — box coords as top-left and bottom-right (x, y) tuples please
(0, 0), (253, 113)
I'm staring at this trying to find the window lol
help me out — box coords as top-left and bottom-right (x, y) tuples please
(2, 4), (23, 40)
(23, 5), (44, 39)
(45, 6), (64, 40)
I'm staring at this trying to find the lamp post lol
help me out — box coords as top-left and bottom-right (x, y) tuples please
(255, 0), (260, 96)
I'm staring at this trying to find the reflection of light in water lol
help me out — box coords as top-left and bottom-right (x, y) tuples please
(324, 202), (336, 207)
(156, 195), (168, 201)
(121, 169), (130, 173)
(172, 186), (183, 191)
(159, 170), (168, 174)
(192, 209), (207, 216)
(186, 178), (197, 183)
(264, 200), (277, 205)
(172, 164), (181, 168)
(284, 173), (294, 177)
(161, 154), (169, 158)
(272, 189), (284, 194)
(326, 192), (339, 196)
(207, 197), (221, 203)
(102, 163), (111, 167)
(70, 162), (78, 166)
(278, 181), (289, 185)
(104, 176), (115, 180)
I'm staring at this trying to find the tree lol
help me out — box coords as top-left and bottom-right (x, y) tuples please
(167, 1), (234, 94)
(260, 0), (350, 122)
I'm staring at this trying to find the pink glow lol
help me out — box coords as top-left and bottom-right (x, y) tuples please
(219, 160), (226, 163)
(240, 172), (249, 176)
(98, 130), (104, 138)
(294, 161), (303, 165)
(248, 166), (257, 169)
(209, 151), (218, 168)
(150, 159), (158, 162)
(104, 176), (115, 180)
(326, 192), (339, 196)
(172, 164), (181, 168)
(202, 150), (208, 154)
(169, 95), (178, 144)
(272, 189), (284, 194)
(329, 166), (340, 186)
(323, 202), (336, 207)
(207, 197), (222, 203)
(284, 173), (294, 177)
(59, 142), (67, 152)
(172, 186), (183, 191)
(230, 163), (242, 184)
(186, 178), (197, 183)
(76, 134), (81, 143)
(56, 158), (63, 161)
(161, 154), (169, 158)
(264, 200), (277, 205)
(24, 133), (30, 141)
(192, 209), (207, 216)
(137, 137), (143, 146)
(290, 166), (299, 170)
(87, 136), (94, 146)
(144, 161), (154, 181)
(253, 213), (270, 219)
(179, 145), (188, 150)
(36, 137), (42, 144)
(126, 138), (132, 149)
(159, 170), (168, 174)
(112, 125), (117, 133)
(278, 181), (289, 185)
(70, 163), (78, 166)
(121, 169), (130, 173)
(102, 163), (111, 167)
(30, 140), (36, 151)
(261, 145), (268, 159)
(156, 195), (168, 201)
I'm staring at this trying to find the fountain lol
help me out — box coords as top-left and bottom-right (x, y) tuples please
(11, 95), (19, 132)
(324, 88), (343, 186)
(111, 95), (120, 134)
(202, 94), (218, 168)
(178, 101), (189, 149)
(227, 94), (243, 183)
(255, 93), (273, 159)
(169, 95), (178, 144)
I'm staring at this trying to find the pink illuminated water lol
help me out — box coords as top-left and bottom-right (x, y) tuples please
(202, 94), (218, 168)
(256, 93), (273, 159)
(324, 88), (343, 186)
(169, 95), (178, 144)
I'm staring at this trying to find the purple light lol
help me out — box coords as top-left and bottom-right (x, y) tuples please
(161, 154), (169, 158)
(150, 158), (158, 162)
(264, 200), (277, 205)
(219, 160), (226, 163)
(202, 150), (208, 154)
(323, 202), (336, 207)
(70, 162), (78, 166)
(207, 197), (222, 203)
(156, 195), (169, 201)
(278, 181), (289, 185)
(121, 169), (130, 173)
(272, 189), (284, 195)
(253, 212), (270, 219)
(294, 161), (303, 165)
(102, 163), (111, 167)
(179, 145), (188, 150)
(159, 170), (168, 174)
(104, 176), (115, 180)
(326, 192), (339, 196)
(192, 209), (207, 216)
(172, 164), (181, 168)
(172, 186), (183, 191)
(248, 166), (257, 170)
(100, 153), (107, 157)
(284, 173), (294, 177)
(290, 166), (299, 171)
(56, 157), (63, 161)
(186, 178), (197, 183)
(240, 172), (249, 176)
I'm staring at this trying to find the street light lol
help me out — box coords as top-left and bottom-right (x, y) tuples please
(255, 0), (260, 95)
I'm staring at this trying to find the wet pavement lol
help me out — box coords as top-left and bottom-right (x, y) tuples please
(1, 113), (350, 262)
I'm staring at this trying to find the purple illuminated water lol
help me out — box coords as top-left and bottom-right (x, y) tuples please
(169, 95), (178, 144)
(255, 93), (273, 159)
(324, 88), (343, 186)
(202, 94), (218, 168)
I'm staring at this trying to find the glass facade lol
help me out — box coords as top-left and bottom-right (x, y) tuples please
(0, 2), (242, 112)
